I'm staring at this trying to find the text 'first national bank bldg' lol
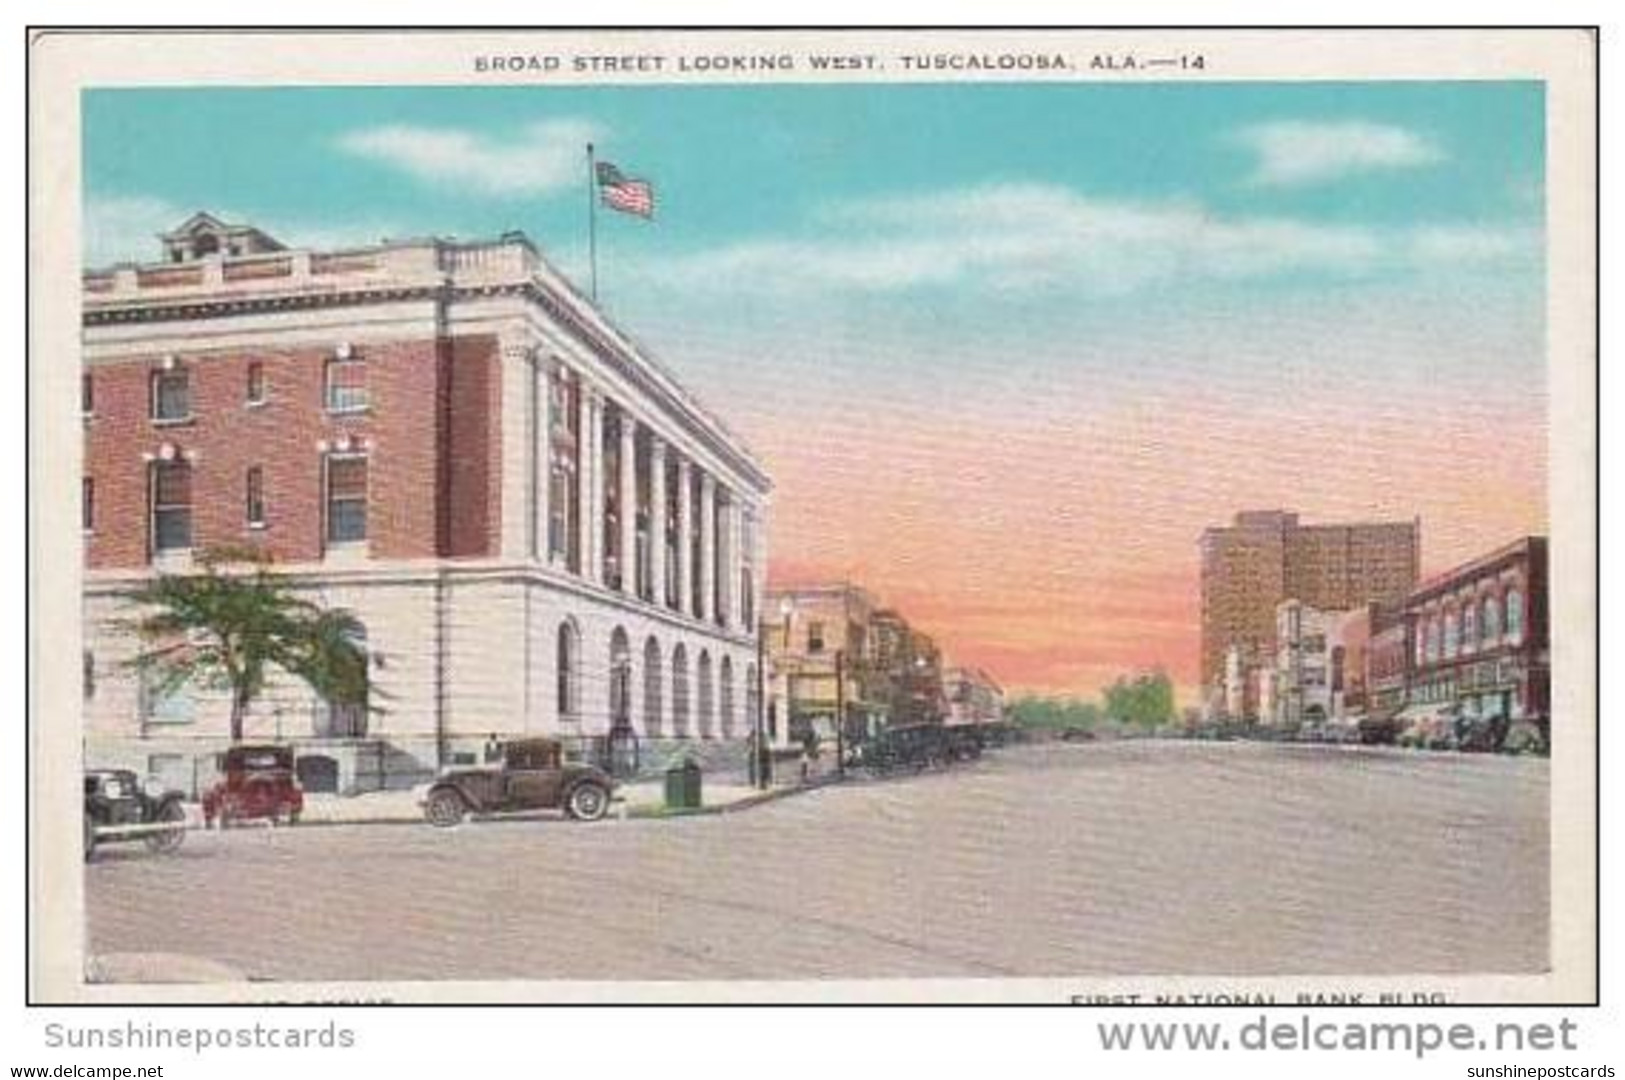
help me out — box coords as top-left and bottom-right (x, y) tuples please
(81, 214), (772, 795)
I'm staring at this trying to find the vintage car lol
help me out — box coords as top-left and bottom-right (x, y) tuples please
(83, 769), (187, 861)
(854, 723), (955, 776)
(420, 737), (615, 826)
(202, 744), (304, 828)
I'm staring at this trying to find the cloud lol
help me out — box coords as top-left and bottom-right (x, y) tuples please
(83, 194), (189, 266)
(1233, 120), (1444, 187)
(335, 119), (598, 197)
(636, 182), (1536, 298)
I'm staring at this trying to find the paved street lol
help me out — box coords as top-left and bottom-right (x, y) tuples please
(86, 742), (1549, 982)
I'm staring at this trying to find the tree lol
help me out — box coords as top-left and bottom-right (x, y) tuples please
(120, 547), (373, 743)
(1103, 670), (1177, 730)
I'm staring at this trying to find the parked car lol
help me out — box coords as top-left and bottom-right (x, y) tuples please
(854, 723), (953, 776)
(1058, 727), (1097, 743)
(83, 769), (187, 861)
(420, 737), (615, 826)
(945, 726), (985, 763)
(202, 744), (304, 828)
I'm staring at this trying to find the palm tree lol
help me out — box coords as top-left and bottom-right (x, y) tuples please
(120, 547), (373, 743)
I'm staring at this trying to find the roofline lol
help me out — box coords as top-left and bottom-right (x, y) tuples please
(1408, 535), (1548, 601)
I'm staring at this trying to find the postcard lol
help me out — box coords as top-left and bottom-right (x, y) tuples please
(27, 27), (1597, 1003)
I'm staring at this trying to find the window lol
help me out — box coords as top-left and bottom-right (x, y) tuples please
(556, 621), (580, 722)
(246, 466), (266, 527)
(1443, 612), (1459, 659)
(1462, 603), (1478, 652)
(1483, 596), (1501, 641)
(246, 362), (267, 406)
(83, 650), (95, 701)
(548, 462), (571, 562)
(81, 373), (94, 416)
(807, 621), (826, 654)
(82, 477), (94, 532)
(151, 461), (192, 552)
(140, 670), (195, 725)
(151, 368), (191, 422)
(1506, 589), (1525, 643)
(324, 357), (368, 413)
(325, 456), (367, 544)
(316, 624), (369, 738)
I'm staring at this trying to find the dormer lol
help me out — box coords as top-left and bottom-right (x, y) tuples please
(159, 212), (286, 263)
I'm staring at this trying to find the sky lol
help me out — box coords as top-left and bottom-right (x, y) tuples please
(83, 82), (1549, 700)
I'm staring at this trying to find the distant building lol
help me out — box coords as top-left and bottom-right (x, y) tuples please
(872, 608), (946, 726)
(944, 667), (1004, 727)
(1401, 537), (1549, 730)
(764, 584), (887, 747)
(1326, 602), (1403, 721)
(1273, 600), (1336, 727)
(1200, 510), (1420, 711)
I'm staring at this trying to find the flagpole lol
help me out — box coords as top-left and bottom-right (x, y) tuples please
(586, 142), (599, 301)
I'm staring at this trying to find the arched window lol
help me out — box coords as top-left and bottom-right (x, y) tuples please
(697, 651), (715, 739)
(1462, 602), (1478, 652)
(609, 627), (632, 726)
(671, 644), (690, 738)
(310, 622), (370, 738)
(643, 637), (663, 737)
(745, 663), (760, 737)
(1483, 595), (1501, 642)
(1506, 589), (1525, 643)
(557, 620), (580, 722)
(719, 656), (735, 739)
(1443, 610), (1459, 659)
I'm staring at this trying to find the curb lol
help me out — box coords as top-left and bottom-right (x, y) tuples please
(210, 779), (844, 829)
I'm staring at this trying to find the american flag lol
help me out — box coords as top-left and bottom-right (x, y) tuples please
(595, 161), (655, 219)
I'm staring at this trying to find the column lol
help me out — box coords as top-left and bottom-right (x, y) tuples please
(618, 410), (637, 595)
(577, 384), (601, 584)
(699, 472), (716, 624)
(531, 358), (548, 563)
(650, 437), (668, 608)
(677, 457), (695, 616)
(725, 492), (743, 632)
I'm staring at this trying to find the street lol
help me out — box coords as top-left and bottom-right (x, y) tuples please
(86, 741), (1549, 982)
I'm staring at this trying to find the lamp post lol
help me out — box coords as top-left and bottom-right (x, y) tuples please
(834, 648), (847, 778)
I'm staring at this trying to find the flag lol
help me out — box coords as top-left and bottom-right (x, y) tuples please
(595, 161), (655, 219)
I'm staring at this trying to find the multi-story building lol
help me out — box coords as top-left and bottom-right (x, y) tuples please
(1272, 599), (1335, 727)
(764, 583), (887, 747)
(943, 667), (1004, 727)
(1366, 619), (1413, 717)
(871, 608), (945, 727)
(82, 213), (771, 794)
(1199, 510), (1420, 711)
(1402, 536), (1549, 730)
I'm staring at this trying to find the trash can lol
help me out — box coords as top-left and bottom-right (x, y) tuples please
(664, 759), (703, 809)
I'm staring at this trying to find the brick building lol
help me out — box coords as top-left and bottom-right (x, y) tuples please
(1400, 536), (1549, 731)
(82, 214), (771, 793)
(1199, 510), (1420, 713)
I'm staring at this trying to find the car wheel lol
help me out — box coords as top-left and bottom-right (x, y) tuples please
(83, 813), (97, 863)
(424, 788), (467, 828)
(145, 800), (186, 853)
(566, 783), (610, 822)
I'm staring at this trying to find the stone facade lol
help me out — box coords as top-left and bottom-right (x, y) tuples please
(81, 216), (771, 793)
